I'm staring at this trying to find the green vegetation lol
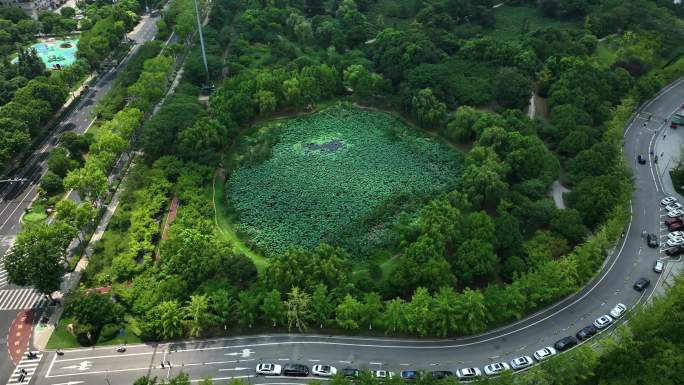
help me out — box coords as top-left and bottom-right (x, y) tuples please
(487, 4), (579, 40)
(228, 106), (464, 256)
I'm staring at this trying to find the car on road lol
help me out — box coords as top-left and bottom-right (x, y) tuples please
(666, 237), (684, 247)
(533, 347), (557, 361)
(554, 336), (578, 351)
(654, 260), (664, 273)
(256, 363), (282, 376)
(430, 371), (453, 379)
(593, 315), (613, 329)
(610, 303), (627, 318)
(638, 154), (646, 164)
(510, 356), (534, 371)
(667, 209), (684, 218)
(662, 196), (678, 205)
(456, 367), (482, 380)
(665, 245), (684, 256)
(372, 370), (395, 379)
(666, 203), (683, 211)
(312, 365), (337, 377)
(634, 277), (651, 291)
(400, 370), (419, 380)
(668, 231), (684, 239)
(576, 325), (598, 340)
(342, 368), (360, 378)
(484, 362), (510, 376)
(647, 233), (659, 248)
(283, 363), (310, 377)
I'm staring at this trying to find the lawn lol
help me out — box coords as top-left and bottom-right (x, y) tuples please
(22, 200), (47, 224)
(226, 105), (464, 257)
(46, 316), (143, 349)
(487, 5), (580, 40)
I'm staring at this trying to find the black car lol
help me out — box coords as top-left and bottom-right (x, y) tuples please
(647, 233), (659, 248)
(431, 371), (453, 380)
(576, 325), (598, 341)
(638, 154), (646, 164)
(665, 246), (684, 256)
(341, 368), (360, 378)
(283, 364), (310, 377)
(634, 277), (651, 292)
(554, 336), (578, 351)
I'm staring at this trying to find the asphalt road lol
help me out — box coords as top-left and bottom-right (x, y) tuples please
(0, 14), (160, 385)
(21, 77), (684, 384)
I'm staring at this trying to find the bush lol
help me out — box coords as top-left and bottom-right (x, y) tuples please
(98, 323), (121, 342)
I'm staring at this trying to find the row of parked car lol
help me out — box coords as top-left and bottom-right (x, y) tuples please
(663, 196), (684, 257)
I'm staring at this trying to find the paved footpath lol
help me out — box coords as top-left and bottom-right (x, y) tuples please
(6, 310), (35, 365)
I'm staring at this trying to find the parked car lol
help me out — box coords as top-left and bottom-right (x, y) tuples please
(634, 277), (651, 291)
(667, 209), (684, 218)
(666, 237), (684, 247)
(665, 217), (683, 226)
(665, 246), (684, 256)
(255, 363), (282, 376)
(610, 303), (627, 318)
(483, 362), (510, 376)
(341, 368), (360, 378)
(283, 364), (310, 377)
(668, 231), (684, 239)
(430, 371), (453, 380)
(666, 203), (683, 211)
(637, 154), (646, 164)
(510, 356), (534, 371)
(533, 347), (557, 361)
(576, 325), (598, 340)
(312, 365), (337, 377)
(593, 315), (613, 329)
(372, 370), (395, 379)
(400, 371), (419, 380)
(456, 367), (482, 380)
(654, 260), (664, 273)
(669, 222), (684, 231)
(662, 196), (678, 205)
(554, 336), (578, 351)
(647, 233), (659, 248)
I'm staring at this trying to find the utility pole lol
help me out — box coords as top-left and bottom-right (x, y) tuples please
(193, 0), (210, 88)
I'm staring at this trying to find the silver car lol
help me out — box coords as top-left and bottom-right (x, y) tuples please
(533, 347), (557, 361)
(593, 314), (613, 329)
(456, 367), (481, 379)
(510, 356), (534, 370)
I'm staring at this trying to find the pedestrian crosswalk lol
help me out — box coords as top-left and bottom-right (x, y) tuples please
(0, 289), (46, 311)
(0, 267), (8, 288)
(7, 352), (42, 385)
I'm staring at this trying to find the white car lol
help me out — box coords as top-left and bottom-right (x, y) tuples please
(668, 209), (684, 218)
(510, 356), (534, 371)
(666, 237), (684, 247)
(256, 363), (282, 375)
(662, 196), (678, 205)
(372, 370), (395, 379)
(666, 203), (683, 211)
(668, 231), (684, 239)
(609, 303), (627, 319)
(654, 260), (664, 273)
(456, 367), (481, 379)
(593, 314), (613, 329)
(312, 365), (337, 377)
(533, 347), (557, 361)
(484, 362), (510, 376)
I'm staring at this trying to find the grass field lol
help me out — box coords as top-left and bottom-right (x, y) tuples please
(226, 105), (464, 257)
(487, 5), (580, 40)
(46, 316), (143, 349)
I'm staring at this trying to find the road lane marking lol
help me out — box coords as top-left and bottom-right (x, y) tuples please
(54, 351), (154, 362)
(46, 366), (150, 378)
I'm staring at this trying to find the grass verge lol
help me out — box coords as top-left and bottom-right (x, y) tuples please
(46, 316), (143, 349)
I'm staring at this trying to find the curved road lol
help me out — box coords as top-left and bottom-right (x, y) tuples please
(23, 79), (684, 384)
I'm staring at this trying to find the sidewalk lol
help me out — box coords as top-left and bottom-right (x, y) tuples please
(654, 123), (684, 200)
(31, 170), (128, 350)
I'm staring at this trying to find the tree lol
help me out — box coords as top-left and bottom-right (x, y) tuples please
(567, 175), (630, 229)
(460, 146), (509, 209)
(336, 294), (363, 330)
(431, 286), (459, 337)
(64, 289), (123, 338)
(411, 88), (446, 129)
(456, 288), (489, 334)
(39, 171), (64, 195)
(343, 65), (386, 101)
(261, 289), (285, 327)
(237, 291), (260, 329)
(178, 117), (228, 164)
(286, 287), (310, 332)
(63, 162), (108, 201)
(59, 131), (93, 160)
(361, 292), (383, 330)
(406, 287), (433, 336)
(493, 67), (533, 110)
(185, 294), (214, 337)
(550, 208), (588, 245)
(48, 147), (79, 178)
(255, 90), (277, 114)
(453, 240), (498, 286)
(151, 300), (185, 339)
(55, 200), (95, 240)
(60, 6), (75, 18)
(310, 284), (335, 328)
(382, 298), (407, 334)
(4, 221), (75, 295)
